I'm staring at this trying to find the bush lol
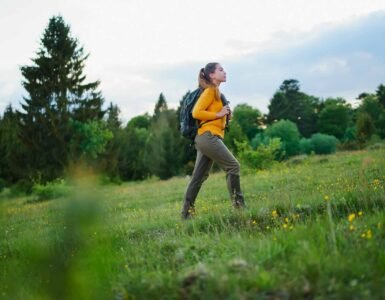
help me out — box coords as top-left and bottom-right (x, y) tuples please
(265, 120), (300, 158)
(250, 132), (270, 150)
(236, 138), (281, 170)
(310, 133), (339, 154)
(10, 179), (34, 196)
(29, 179), (72, 203)
(300, 133), (339, 155)
(299, 138), (313, 154)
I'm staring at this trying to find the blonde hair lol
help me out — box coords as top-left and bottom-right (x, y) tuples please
(198, 62), (219, 89)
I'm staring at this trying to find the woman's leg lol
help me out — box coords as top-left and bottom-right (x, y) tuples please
(195, 132), (245, 208)
(181, 149), (214, 219)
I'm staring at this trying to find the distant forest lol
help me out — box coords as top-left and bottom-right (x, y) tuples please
(1, 16), (384, 191)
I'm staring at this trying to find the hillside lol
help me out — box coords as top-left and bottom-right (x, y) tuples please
(1, 149), (385, 299)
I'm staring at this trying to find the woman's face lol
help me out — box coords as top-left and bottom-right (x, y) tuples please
(209, 64), (226, 85)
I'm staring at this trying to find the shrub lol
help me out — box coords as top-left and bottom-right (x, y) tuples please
(10, 179), (34, 196)
(265, 120), (300, 158)
(310, 133), (339, 154)
(29, 179), (72, 203)
(299, 138), (313, 154)
(250, 132), (270, 150)
(236, 138), (281, 170)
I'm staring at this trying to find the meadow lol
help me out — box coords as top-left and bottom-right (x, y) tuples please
(1, 148), (385, 299)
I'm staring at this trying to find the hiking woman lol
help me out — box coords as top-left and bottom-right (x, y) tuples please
(181, 62), (245, 219)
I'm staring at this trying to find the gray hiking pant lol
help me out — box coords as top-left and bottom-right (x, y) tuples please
(183, 131), (245, 208)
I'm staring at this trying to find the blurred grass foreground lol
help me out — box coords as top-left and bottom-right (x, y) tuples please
(1, 148), (385, 299)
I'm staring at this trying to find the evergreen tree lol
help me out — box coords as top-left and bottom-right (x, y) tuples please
(153, 93), (168, 120)
(145, 109), (182, 180)
(18, 15), (105, 181)
(105, 102), (121, 130)
(0, 105), (26, 183)
(101, 103), (123, 180)
(376, 84), (385, 108)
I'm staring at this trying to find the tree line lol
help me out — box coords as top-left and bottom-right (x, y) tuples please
(1, 16), (384, 191)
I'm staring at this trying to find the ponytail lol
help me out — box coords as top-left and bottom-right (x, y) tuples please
(198, 62), (219, 89)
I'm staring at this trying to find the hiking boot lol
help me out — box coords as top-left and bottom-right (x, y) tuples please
(226, 174), (246, 208)
(181, 200), (196, 219)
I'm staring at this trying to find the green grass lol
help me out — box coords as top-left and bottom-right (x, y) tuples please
(1, 149), (385, 299)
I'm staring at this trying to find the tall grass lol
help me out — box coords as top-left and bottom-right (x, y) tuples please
(1, 149), (384, 299)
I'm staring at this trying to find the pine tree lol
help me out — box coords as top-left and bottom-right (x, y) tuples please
(145, 94), (182, 179)
(18, 15), (105, 181)
(101, 103), (123, 180)
(105, 102), (122, 130)
(376, 84), (385, 108)
(153, 93), (168, 120)
(0, 105), (26, 183)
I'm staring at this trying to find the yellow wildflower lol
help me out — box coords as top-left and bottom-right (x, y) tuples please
(349, 225), (355, 231)
(358, 211), (363, 216)
(324, 195), (329, 201)
(348, 213), (356, 222)
(284, 217), (289, 223)
(283, 224), (288, 229)
(366, 229), (372, 239)
(271, 210), (278, 218)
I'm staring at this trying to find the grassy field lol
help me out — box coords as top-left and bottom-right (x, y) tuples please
(1, 149), (385, 299)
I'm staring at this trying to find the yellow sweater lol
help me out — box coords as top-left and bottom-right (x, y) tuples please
(192, 87), (227, 139)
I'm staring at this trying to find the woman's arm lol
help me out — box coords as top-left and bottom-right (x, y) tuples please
(192, 88), (230, 121)
(192, 88), (218, 120)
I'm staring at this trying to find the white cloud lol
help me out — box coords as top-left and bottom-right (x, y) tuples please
(1, 1), (385, 120)
(309, 58), (348, 74)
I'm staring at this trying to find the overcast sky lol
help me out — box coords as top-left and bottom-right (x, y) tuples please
(1, 0), (385, 122)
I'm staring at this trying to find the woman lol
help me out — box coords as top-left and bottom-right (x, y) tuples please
(181, 62), (245, 219)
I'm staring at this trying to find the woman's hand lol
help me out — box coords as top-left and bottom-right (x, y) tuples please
(216, 105), (231, 118)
